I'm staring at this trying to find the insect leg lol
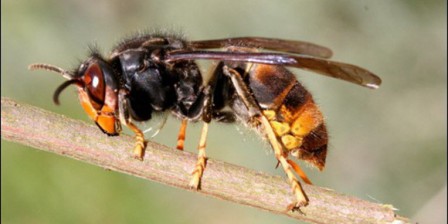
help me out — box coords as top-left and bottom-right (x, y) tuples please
(260, 115), (309, 210)
(287, 159), (312, 185)
(176, 119), (188, 150)
(127, 122), (146, 160)
(189, 122), (209, 189)
(222, 65), (261, 119)
(222, 65), (309, 210)
(187, 84), (214, 189)
(118, 89), (146, 160)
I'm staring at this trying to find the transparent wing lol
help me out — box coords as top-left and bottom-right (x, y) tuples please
(166, 50), (381, 89)
(190, 37), (333, 59)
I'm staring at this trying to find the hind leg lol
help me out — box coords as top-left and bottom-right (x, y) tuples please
(222, 65), (309, 210)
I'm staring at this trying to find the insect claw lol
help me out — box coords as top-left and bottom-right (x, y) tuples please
(275, 160), (280, 169)
(287, 201), (307, 214)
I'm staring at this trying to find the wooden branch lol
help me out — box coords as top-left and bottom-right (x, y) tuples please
(1, 97), (410, 224)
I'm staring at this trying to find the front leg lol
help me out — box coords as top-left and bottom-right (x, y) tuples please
(118, 89), (146, 160)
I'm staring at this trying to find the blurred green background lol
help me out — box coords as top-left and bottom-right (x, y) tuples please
(2, 0), (446, 223)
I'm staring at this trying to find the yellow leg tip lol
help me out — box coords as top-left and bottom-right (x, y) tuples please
(132, 144), (145, 161)
(188, 175), (200, 190)
(132, 153), (144, 161)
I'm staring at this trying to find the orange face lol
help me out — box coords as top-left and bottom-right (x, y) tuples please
(77, 62), (120, 135)
(78, 88), (119, 135)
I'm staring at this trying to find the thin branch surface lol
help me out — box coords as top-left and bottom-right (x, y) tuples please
(1, 97), (409, 223)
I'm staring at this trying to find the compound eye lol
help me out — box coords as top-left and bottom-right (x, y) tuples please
(83, 63), (105, 110)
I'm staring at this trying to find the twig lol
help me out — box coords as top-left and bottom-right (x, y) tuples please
(1, 97), (410, 224)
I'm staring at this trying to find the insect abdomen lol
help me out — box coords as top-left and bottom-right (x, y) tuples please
(249, 64), (328, 170)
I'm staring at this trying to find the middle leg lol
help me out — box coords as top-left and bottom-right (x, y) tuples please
(189, 122), (209, 189)
(176, 119), (188, 150)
